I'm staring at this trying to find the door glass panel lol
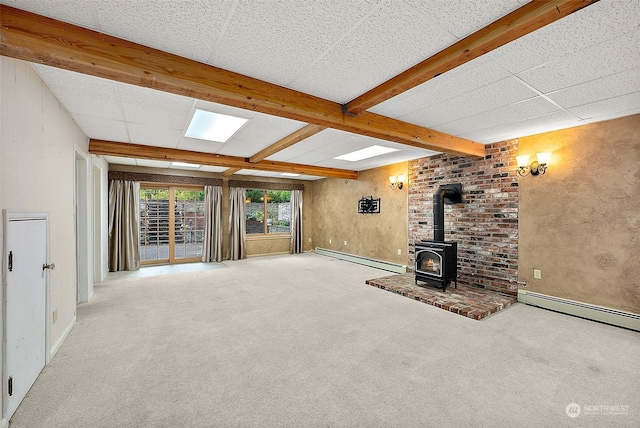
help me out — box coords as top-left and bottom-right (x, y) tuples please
(173, 189), (205, 261)
(140, 188), (170, 263)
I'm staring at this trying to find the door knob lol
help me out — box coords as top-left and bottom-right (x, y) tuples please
(42, 263), (55, 271)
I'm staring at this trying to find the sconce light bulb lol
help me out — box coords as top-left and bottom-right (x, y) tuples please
(536, 152), (552, 165)
(516, 155), (530, 168)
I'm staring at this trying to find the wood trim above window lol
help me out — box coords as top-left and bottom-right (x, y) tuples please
(229, 180), (303, 191)
(109, 171), (222, 187)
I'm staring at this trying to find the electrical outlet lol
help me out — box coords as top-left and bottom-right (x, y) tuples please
(308, 238), (311, 243)
(397, 249), (402, 255)
(533, 269), (542, 279)
(329, 239), (332, 244)
(344, 241), (347, 246)
(52, 309), (58, 324)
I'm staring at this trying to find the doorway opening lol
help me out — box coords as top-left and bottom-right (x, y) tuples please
(139, 185), (205, 265)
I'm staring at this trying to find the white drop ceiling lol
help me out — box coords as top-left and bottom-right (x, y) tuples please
(2, 0), (639, 180)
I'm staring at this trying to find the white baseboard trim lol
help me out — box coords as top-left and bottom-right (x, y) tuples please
(49, 316), (77, 361)
(518, 290), (640, 331)
(314, 247), (407, 274)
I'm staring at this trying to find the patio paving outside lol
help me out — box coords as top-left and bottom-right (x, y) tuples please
(140, 243), (203, 262)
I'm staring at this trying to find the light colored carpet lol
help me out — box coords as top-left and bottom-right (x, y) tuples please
(9, 253), (640, 427)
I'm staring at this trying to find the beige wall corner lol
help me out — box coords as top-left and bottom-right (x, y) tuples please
(311, 162), (408, 265)
(518, 114), (640, 314)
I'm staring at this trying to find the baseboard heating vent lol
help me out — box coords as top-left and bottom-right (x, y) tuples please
(518, 290), (640, 332)
(314, 248), (407, 274)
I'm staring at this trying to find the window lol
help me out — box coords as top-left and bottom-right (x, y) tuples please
(245, 190), (291, 235)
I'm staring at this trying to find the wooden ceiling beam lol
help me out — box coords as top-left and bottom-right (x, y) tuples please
(249, 124), (326, 163)
(0, 5), (483, 158)
(88, 140), (359, 180)
(345, 0), (600, 114)
(222, 168), (242, 177)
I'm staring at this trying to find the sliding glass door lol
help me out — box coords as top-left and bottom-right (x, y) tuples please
(139, 186), (205, 265)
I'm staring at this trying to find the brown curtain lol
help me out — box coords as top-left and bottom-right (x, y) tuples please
(290, 189), (303, 254)
(202, 185), (222, 262)
(228, 187), (246, 260)
(108, 180), (140, 271)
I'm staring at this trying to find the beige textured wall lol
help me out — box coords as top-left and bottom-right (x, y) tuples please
(518, 114), (640, 314)
(1, 57), (87, 378)
(312, 162), (408, 265)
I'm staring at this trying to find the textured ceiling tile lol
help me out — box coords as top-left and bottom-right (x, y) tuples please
(435, 96), (561, 136)
(345, 150), (424, 171)
(193, 100), (259, 120)
(265, 147), (309, 162)
(491, 0), (640, 74)
(127, 123), (183, 148)
(95, 0), (233, 63)
(546, 67), (640, 109)
(33, 65), (123, 120)
(311, 158), (352, 168)
(234, 170), (279, 177)
(291, 129), (353, 152)
(216, 138), (264, 157)
(313, 136), (381, 156)
(71, 115), (129, 142)
(405, 0), (527, 38)
(176, 137), (225, 154)
(232, 115), (307, 145)
(288, 0), (456, 103)
(198, 165), (228, 173)
(568, 91), (640, 120)
(1, 0), (98, 28)
(400, 76), (538, 128)
(369, 55), (512, 117)
(118, 84), (194, 130)
(517, 29), (640, 94)
(582, 107), (640, 124)
(103, 155), (136, 166)
(287, 151), (336, 166)
(459, 111), (584, 144)
(135, 159), (172, 169)
(209, 0), (378, 86)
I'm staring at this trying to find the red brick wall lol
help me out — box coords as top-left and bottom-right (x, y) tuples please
(408, 140), (519, 295)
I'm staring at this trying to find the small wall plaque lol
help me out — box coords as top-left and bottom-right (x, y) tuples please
(358, 196), (380, 214)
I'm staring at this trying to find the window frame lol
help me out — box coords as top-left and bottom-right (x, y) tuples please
(245, 189), (291, 237)
(139, 183), (205, 265)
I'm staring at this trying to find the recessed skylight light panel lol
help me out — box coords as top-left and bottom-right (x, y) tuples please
(334, 145), (398, 162)
(185, 109), (249, 143)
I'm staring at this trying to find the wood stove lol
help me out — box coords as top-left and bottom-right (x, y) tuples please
(415, 241), (457, 291)
(415, 184), (461, 292)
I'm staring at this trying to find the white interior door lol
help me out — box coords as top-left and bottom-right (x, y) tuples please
(3, 216), (47, 421)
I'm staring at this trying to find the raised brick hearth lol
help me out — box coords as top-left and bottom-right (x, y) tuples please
(366, 274), (517, 320)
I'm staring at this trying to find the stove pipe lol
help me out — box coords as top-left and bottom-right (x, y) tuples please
(433, 184), (462, 242)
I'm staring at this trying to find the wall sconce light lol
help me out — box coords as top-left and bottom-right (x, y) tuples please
(516, 152), (551, 177)
(389, 174), (405, 190)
